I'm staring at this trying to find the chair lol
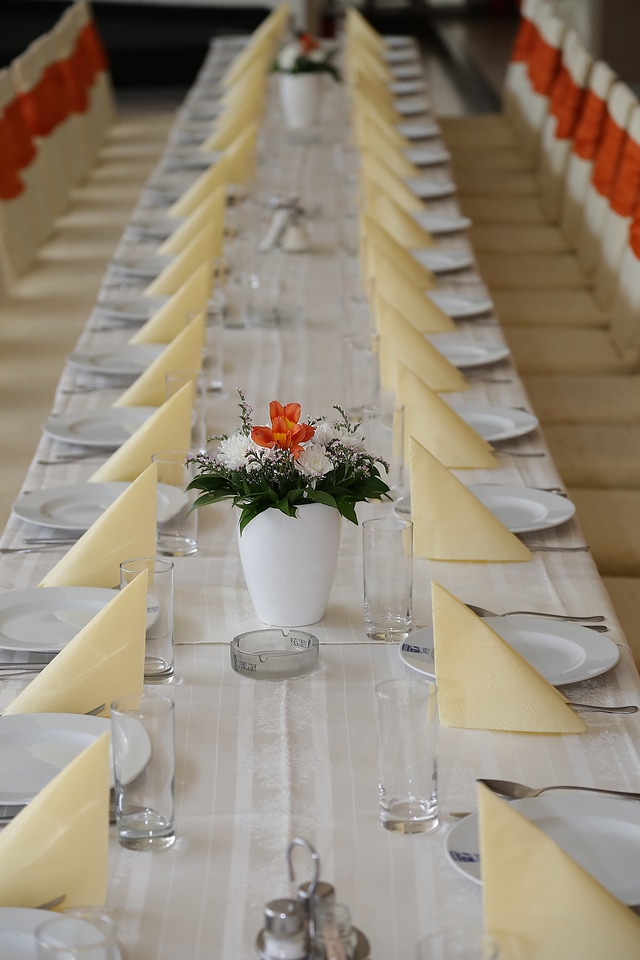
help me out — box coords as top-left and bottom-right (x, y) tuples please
(52, 1), (92, 186)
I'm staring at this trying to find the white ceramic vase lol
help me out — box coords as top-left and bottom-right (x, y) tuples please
(279, 72), (323, 130)
(237, 503), (342, 626)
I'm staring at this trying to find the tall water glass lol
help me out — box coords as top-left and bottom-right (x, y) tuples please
(375, 678), (438, 834)
(120, 557), (174, 682)
(111, 694), (176, 851)
(151, 450), (199, 557)
(363, 516), (412, 642)
(165, 370), (207, 453)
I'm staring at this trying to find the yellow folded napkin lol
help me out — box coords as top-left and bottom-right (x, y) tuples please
(39, 463), (158, 588)
(130, 262), (212, 345)
(360, 151), (425, 216)
(0, 733), (109, 908)
(355, 101), (410, 152)
(376, 297), (467, 394)
(224, 120), (258, 184)
(144, 222), (217, 297)
(200, 97), (264, 152)
(372, 253), (452, 332)
(363, 180), (435, 249)
(432, 583), (584, 732)
(397, 363), (498, 469)
(167, 153), (229, 220)
(4, 573), (147, 717)
(353, 78), (401, 125)
(114, 312), (205, 408)
(409, 440), (532, 562)
(348, 44), (394, 85)
(89, 382), (193, 483)
(221, 6), (288, 87)
(360, 117), (420, 179)
(157, 186), (225, 257)
(346, 7), (385, 54)
(361, 214), (433, 290)
(479, 784), (640, 957)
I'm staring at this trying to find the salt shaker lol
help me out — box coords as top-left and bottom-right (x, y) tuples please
(257, 898), (308, 960)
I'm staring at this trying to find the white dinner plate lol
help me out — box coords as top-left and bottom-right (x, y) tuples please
(391, 64), (424, 81)
(415, 214), (472, 236)
(428, 335), (511, 368)
(406, 177), (457, 200)
(399, 616), (619, 686)
(385, 48), (418, 64)
(12, 481), (188, 532)
(446, 793), (640, 905)
(397, 121), (441, 139)
(0, 909), (124, 960)
(394, 96), (431, 116)
(449, 404), (539, 442)
(43, 407), (156, 448)
(389, 80), (427, 97)
(66, 344), (164, 377)
(467, 483), (576, 533)
(0, 586), (117, 653)
(426, 291), (493, 319)
(109, 254), (173, 281)
(0, 713), (150, 805)
(404, 146), (451, 167)
(95, 295), (169, 323)
(413, 248), (474, 274)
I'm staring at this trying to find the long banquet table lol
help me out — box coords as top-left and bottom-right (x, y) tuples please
(1, 31), (640, 960)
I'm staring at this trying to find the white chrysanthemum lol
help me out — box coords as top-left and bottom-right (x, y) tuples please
(296, 444), (334, 478)
(308, 48), (325, 63)
(333, 423), (366, 451)
(216, 432), (259, 470)
(312, 422), (339, 446)
(277, 43), (299, 71)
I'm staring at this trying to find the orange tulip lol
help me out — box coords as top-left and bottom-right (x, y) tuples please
(252, 401), (315, 459)
(300, 33), (320, 53)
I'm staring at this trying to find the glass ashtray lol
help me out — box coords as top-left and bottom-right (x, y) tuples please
(230, 629), (320, 681)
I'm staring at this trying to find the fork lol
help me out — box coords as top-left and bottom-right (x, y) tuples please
(37, 453), (105, 465)
(0, 543), (76, 555)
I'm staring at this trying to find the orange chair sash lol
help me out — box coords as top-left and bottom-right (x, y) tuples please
(3, 99), (36, 169)
(549, 65), (584, 140)
(0, 111), (25, 199)
(610, 137), (640, 217)
(510, 17), (538, 64)
(528, 34), (561, 97)
(592, 116), (626, 199)
(572, 90), (607, 161)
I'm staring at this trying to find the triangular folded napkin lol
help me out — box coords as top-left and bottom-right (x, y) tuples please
(167, 153), (229, 220)
(39, 463), (158, 588)
(409, 440), (531, 562)
(372, 253), (453, 333)
(397, 364), (497, 469)
(361, 214), (434, 290)
(360, 151), (425, 215)
(479, 785), (640, 957)
(115, 312), (205, 408)
(130, 261), (212, 345)
(0, 733), (110, 908)
(360, 116), (419, 179)
(157, 185), (225, 257)
(376, 297), (467, 394)
(4, 573), (147, 717)
(144, 222), (217, 297)
(363, 181), (434, 249)
(89, 382), (192, 483)
(432, 583), (584, 732)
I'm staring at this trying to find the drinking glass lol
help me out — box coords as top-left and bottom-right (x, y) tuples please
(363, 516), (412, 642)
(120, 557), (174, 682)
(111, 694), (176, 851)
(151, 450), (199, 557)
(35, 909), (117, 959)
(417, 928), (501, 959)
(165, 370), (207, 453)
(341, 332), (380, 418)
(375, 678), (438, 833)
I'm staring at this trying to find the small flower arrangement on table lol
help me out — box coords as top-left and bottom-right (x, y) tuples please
(271, 32), (341, 82)
(188, 391), (390, 532)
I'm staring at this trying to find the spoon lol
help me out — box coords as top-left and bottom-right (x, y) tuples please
(478, 777), (640, 802)
(466, 604), (605, 623)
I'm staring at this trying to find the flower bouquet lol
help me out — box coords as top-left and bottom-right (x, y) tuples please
(188, 392), (390, 532)
(271, 32), (341, 82)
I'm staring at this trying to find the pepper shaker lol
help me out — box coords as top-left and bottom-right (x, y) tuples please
(257, 898), (308, 960)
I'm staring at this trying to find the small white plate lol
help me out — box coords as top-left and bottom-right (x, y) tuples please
(389, 80), (427, 97)
(426, 291), (493, 319)
(66, 344), (164, 377)
(12, 482), (188, 531)
(446, 794), (640, 905)
(406, 177), (457, 200)
(0, 714), (150, 804)
(399, 616), (619, 686)
(449, 405), (539, 442)
(428, 335), (511, 368)
(404, 146), (451, 167)
(395, 96), (431, 116)
(413, 249), (474, 274)
(391, 64), (424, 81)
(384, 48), (418, 64)
(43, 408), (156, 449)
(0, 586), (117, 652)
(467, 483), (576, 533)
(415, 214), (472, 236)
(109, 254), (173, 281)
(397, 121), (441, 139)
(0, 909), (124, 960)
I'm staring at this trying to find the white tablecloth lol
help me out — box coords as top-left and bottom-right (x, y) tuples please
(1, 36), (639, 959)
